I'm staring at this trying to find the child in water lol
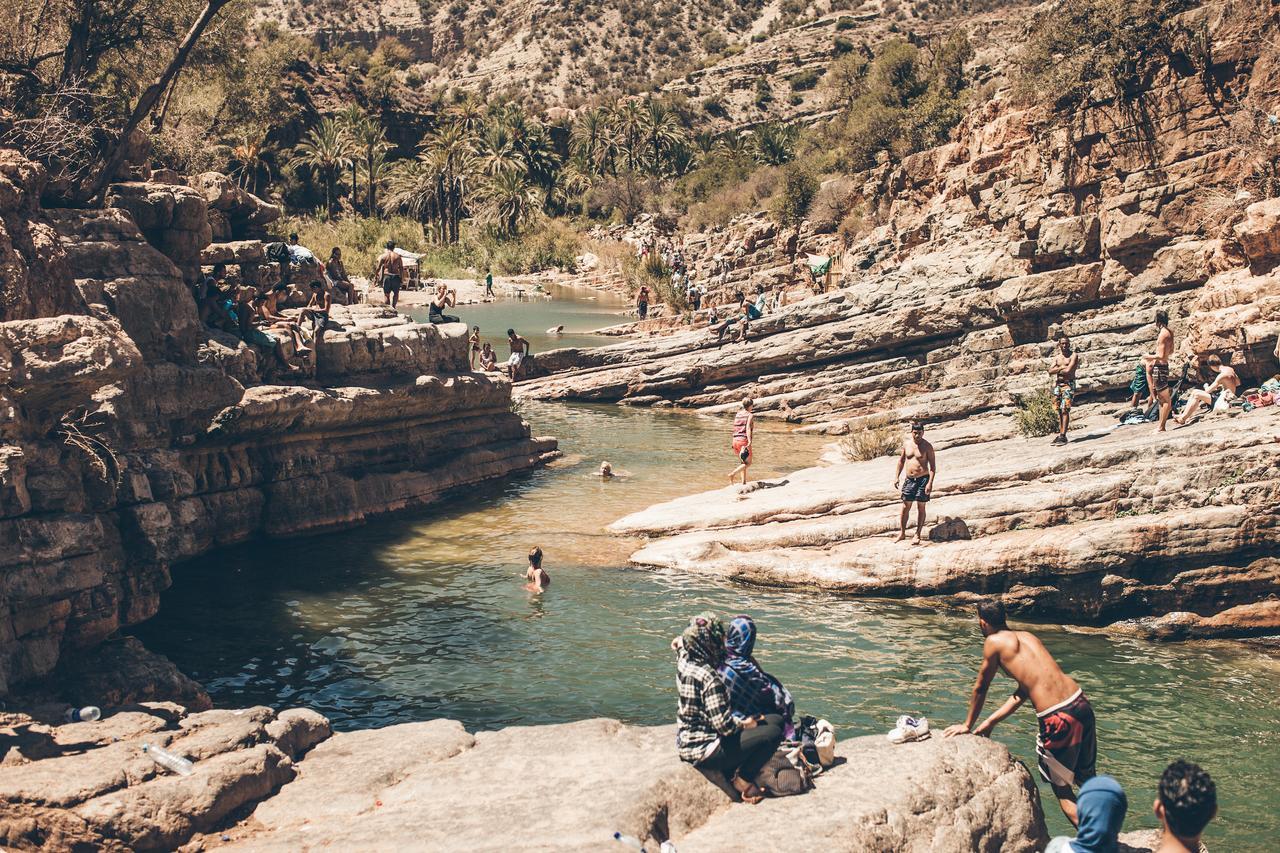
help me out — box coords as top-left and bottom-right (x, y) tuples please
(524, 546), (550, 593)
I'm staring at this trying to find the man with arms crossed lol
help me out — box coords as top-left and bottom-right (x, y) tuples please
(1143, 309), (1175, 432)
(944, 598), (1097, 827)
(1048, 332), (1079, 445)
(893, 420), (936, 544)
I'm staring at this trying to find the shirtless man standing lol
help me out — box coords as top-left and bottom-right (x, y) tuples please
(1048, 333), (1079, 445)
(374, 240), (405, 309)
(1173, 354), (1240, 425)
(893, 421), (936, 544)
(506, 328), (531, 381)
(1143, 309), (1175, 432)
(944, 598), (1097, 826)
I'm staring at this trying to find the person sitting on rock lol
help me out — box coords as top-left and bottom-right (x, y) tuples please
(301, 280), (332, 351)
(260, 283), (311, 360)
(428, 282), (460, 324)
(322, 247), (355, 305)
(711, 292), (746, 344)
(1173, 354), (1240, 426)
(944, 598), (1097, 827)
(1152, 760), (1216, 853)
(1044, 775), (1127, 853)
(717, 615), (796, 739)
(675, 612), (783, 805)
(236, 290), (300, 375)
(479, 341), (498, 372)
(196, 263), (237, 331)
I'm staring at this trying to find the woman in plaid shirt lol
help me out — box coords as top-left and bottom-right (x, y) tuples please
(675, 612), (785, 803)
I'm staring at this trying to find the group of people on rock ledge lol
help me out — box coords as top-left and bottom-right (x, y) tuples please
(674, 599), (1219, 853)
(1048, 307), (1279, 443)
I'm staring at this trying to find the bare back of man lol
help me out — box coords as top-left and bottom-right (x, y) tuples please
(988, 630), (1079, 713)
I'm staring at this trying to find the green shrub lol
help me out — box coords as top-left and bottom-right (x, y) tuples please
(788, 68), (821, 91)
(1013, 390), (1061, 437)
(771, 161), (817, 227)
(836, 16), (857, 30)
(833, 36), (856, 55)
(839, 415), (899, 460)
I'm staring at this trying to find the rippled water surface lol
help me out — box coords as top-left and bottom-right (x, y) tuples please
(138, 295), (1279, 848)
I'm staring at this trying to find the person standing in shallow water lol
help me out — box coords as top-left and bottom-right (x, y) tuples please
(523, 547), (549, 593)
(729, 398), (754, 486)
(894, 420), (935, 544)
(944, 598), (1098, 828)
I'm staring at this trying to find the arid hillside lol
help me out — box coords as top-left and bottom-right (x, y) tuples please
(261, 0), (1030, 107)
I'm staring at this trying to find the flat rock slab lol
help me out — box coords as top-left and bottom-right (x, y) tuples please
(224, 719), (1047, 852)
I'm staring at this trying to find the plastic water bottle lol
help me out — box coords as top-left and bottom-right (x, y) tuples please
(142, 743), (194, 776)
(65, 706), (101, 723)
(613, 832), (646, 851)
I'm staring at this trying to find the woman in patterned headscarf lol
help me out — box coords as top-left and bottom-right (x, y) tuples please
(718, 615), (796, 740)
(674, 612), (784, 803)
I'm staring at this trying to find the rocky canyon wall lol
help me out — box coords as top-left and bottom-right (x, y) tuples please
(521, 0), (1280, 432)
(0, 150), (556, 696)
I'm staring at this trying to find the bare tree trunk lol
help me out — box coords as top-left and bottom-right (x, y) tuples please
(85, 0), (233, 203)
(151, 65), (184, 134)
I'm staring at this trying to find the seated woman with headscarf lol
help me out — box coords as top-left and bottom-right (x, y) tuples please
(674, 612), (784, 804)
(718, 615), (797, 740)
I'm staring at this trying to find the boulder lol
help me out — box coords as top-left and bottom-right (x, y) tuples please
(0, 314), (141, 417)
(1035, 215), (1100, 263)
(1232, 197), (1280, 268)
(105, 181), (213, 271)
(993, 262), (1104, 319)
(223, 719), (1048, 851)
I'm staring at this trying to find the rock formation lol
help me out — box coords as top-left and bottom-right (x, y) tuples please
(611, 407), (1280, 637)
(520, 1), (1280, 429)
(0, 151), (556, 696)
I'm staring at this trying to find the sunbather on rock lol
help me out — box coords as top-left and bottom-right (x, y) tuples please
(675, 613), (784, 804)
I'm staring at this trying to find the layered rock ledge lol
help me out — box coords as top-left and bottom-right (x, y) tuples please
(612, 407), (1280, 638)
(0, 150), (557, 696)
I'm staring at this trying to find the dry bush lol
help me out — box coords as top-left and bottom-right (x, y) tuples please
(1013, 390), (1060, 437)
(839, 415), (899, 461)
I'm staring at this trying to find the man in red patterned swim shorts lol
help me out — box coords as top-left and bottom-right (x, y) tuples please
(944, 598), (1098, 827)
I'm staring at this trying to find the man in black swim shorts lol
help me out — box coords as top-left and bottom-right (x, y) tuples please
(893, 421), (936, 544)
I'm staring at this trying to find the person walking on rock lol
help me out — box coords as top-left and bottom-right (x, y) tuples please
(506, 328), (531, 381)
(374, 240), (405, 309)
(894, 421), (935, 544)
(729, 398), (754, 487)
(944, 598), (1098, 828)
(636, 285), (650, 320)
(1048, 332), (1079, 445)
(674, 612), (783, 805)
(1143, 309), (1175, 432)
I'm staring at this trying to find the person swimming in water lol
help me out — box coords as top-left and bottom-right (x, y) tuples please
(595, 460), (629, 479)
(546, 324), (565, 335)
(524, 546), (550, 592)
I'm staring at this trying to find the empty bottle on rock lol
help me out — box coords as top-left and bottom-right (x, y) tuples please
(142, 743), (194, 776)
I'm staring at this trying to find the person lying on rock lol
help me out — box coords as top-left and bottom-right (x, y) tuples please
(675, 612), (784, 805)
(1048, 332), (1079, 445)
(718, 615), (796, 739)
(1153, 760), (1216, 853)
(1173, 354), (1240, 426)
(893, 420), (936, 544)
(1044, 775), (1127, 853)
(944, 598), (1097, 828)
(235, 290), (301, 376)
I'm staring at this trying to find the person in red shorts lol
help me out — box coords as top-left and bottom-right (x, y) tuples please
(944, 598), (1098, 827)
(729, 398), (754, 487)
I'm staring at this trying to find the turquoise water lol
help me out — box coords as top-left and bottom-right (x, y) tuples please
(135, 291), (1280, 849)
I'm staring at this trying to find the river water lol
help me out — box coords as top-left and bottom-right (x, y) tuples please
(135, 291), (1280, 848)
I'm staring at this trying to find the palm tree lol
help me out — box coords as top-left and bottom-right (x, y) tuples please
(612, 99), (646, 173)
(477, 121), (523, 176)
(641, 99), (686, 176)
(347, 114), (391, 216)
(571, 108), (609, 176)
(448, 97), (485, 134)
(480, 169), (541, 238)
(291, 117), (353, 215)
(336, 105), (366, 199)
(230, 129), (273, 196)
(357, 147), (394, 218)
(386, 122), (476, 243)
(517, 122), (561, 193)
(752, 122), (797, 166)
